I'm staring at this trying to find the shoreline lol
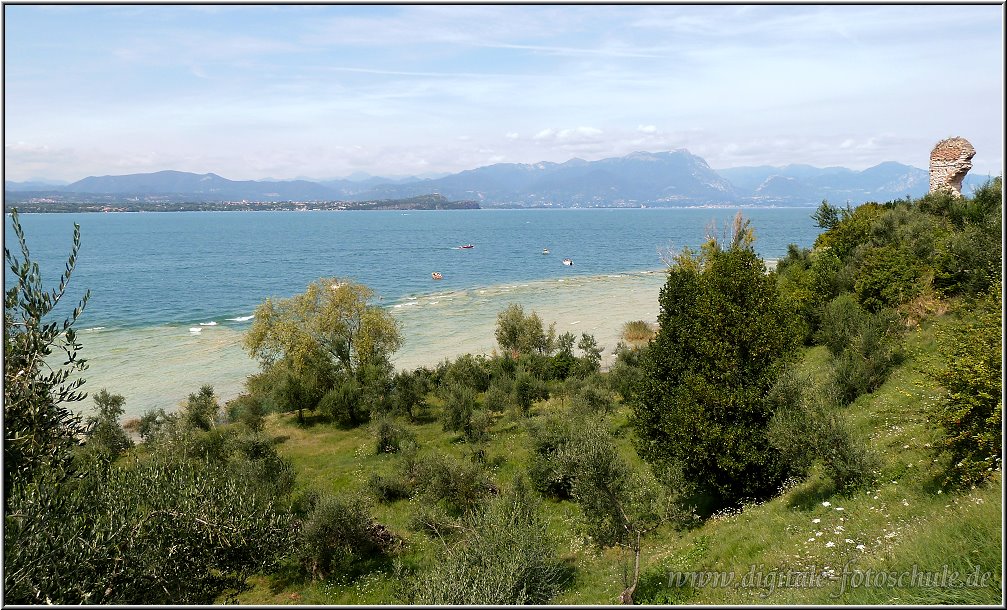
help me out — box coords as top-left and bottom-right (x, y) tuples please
(70, 269), (671, 420)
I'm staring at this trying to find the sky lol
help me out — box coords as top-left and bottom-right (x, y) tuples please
(3, 3), (1004, 183)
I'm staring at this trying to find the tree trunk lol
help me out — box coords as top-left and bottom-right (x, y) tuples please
(619, 532), (642, 604)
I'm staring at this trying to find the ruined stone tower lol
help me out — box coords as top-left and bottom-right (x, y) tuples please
(929, 137), (975, 196)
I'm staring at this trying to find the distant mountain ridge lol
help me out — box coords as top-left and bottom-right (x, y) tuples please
(5, 150), (994, 208)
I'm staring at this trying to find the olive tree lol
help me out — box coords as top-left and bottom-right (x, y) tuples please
(3, 208), (90, 494)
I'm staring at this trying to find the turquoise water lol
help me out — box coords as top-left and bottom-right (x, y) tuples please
(5, 208), (819, 418)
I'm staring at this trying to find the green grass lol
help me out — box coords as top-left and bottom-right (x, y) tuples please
(236, 304), (1002, 605)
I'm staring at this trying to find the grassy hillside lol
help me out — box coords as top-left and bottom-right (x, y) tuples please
(236, 301), (1002, 605)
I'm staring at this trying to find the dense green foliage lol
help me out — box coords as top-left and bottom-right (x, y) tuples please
(410, 480), (570, 604)
(3, 209), (89, 491)
(6, 176), (1001, 604)
(244, 278), (402, 423)
(633, 218), (801, 510)
(933, 282), (1002, 489)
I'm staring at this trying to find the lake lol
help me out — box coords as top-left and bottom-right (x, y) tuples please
(5, 207), (820, 418)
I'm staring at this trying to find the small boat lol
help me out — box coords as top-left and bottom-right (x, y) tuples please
(431, 272), (443, 280)
(542, 248), (550, 254)
(562, 258), (573, 266)
(459, 244), (474, 249)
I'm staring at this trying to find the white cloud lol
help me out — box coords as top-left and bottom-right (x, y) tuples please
(637, 124), (658, 134)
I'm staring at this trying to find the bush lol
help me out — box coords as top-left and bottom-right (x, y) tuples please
(767, 370), (876, 491)
(372, 415), (415, 454)
(495, 304), (556, 356)
(621, 320), (656, 344)
(817, 293), (870, 356)
(411, 453), (496, 516)
(82, 389), (134, 462)
(411, 479), (569, 604)
(512, 369), (547, 416)
(319, 376), (368, 428)
(853, 245), (923, 312)
(818, 295), (904, 404)
(440, 383), (477, 433)
(298, 493), (396, 581)
(933, 283), (1002, 489)
(226, 393), (267, 433)
(813, 202), (884, 261)
(527, 415), (578, 499)
(437, 353), (492, 394)
(390, 368), (432, 421)
(367, 472), (412, 503)
(569, 379), (616, 415)
(607, 342), (646, 401)
(4, 452), (292, 604)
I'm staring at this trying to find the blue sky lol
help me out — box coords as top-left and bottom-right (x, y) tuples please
(3, 3), (1003, 182)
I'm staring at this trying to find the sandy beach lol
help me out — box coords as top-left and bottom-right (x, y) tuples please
(73, 270), (668, 420)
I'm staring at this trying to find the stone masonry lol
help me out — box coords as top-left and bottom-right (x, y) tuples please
(929, 137), (975, 196)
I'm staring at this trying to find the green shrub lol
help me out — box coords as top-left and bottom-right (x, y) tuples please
(226, 393), (267, 433)
(817, 293), (869, 355)
(818, 296), (904, 404)
(495, 304), (557, 356)
(527, 415), (578, 499)
(319, 376), (368, 428)
(813, 202), (884, 260)
(411, 479), (569, 604)
(81, 389), (133, 462)
(440, 383), (477, 433)
(372, 415), (416, 454)
(482, 377), (514, 413)
(569, 379), (616, 415)
(411, 453), (496, 516)
(934, 217), (1002, 297)
(298, 493), (396, 581)
(607, 342), (646, 401)
(367, 472), (412, 503)
(390, 368), (432, 421)
(513, 369), (546, 416)
(767, 370), (877, 491)
(933, 283), (1002, 489)
(4, 452), (292, 604)
(437, 353), (492, 394)
(853, 244), (923, 312)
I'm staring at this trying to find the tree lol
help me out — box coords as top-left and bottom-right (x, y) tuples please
(82, 389), (134, 462)
(495, 303), (555, 356)
(244, 278), (401, 422)
(4, 208), (90, 494)
(632, 214), (801, 510)
(558, 418), (673, 604)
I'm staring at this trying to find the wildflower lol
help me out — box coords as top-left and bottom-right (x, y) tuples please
(856, 544), (865, 551)
(835, 507), (844, 511)
(808, 537), (816, 542)
(815, 531), (824, 537)
(825, 541), (835, 548)
(822, 501), (831, 507)
(902, 499), (909, 506)
(812, 518), (821, 524)
(845, 538), (855, 544)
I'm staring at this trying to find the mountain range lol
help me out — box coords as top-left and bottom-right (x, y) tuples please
(5, 149), (993, 209)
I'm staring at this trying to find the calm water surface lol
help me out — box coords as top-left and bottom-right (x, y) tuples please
(5, 207), (819, 417)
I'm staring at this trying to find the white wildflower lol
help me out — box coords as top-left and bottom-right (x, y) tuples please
(812, 518), (821, 524)
(856, 544), (866, 551)
(845, 538), (855, 544)
(822, 501), (831, 507)
(825, 541), (835, 548)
